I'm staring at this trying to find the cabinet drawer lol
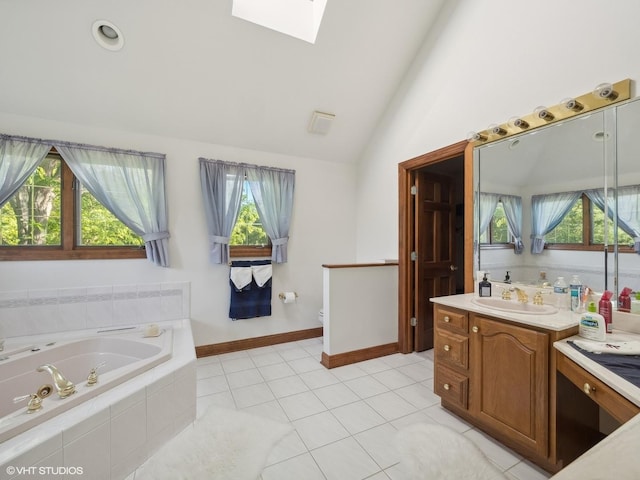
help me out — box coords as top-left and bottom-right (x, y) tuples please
(557, 351), (640, 424)
(435, 329), (469, 370)
(435, 306), (468, 334)
(434, 364), (468, 409)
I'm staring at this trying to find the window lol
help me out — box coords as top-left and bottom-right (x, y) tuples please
(0, 150), (145, 260)
(229, 180), (270, 257)
(545, 193), (635, 251)
(479, 201), (513, 246)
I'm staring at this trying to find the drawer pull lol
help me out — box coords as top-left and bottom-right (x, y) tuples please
(443, 383), (451, 391)
(443, 344), (451, 352)
(443, 316), (451, 323)
(472, 326), (479, 333)
(583, 383), (596, 395)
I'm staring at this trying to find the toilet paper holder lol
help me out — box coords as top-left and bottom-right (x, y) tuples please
(278, 292), (298, 300)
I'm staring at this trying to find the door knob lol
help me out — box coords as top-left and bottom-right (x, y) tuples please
(444, 344), (451, 352)
(450, 265), (458, 271)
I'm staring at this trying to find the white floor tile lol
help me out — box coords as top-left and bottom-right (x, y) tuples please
(365, 391), (417, 421)
(268, 375), (310, 398)
(312, 436), (381, 480)
(262, 452), (326, 480)
(396, 360), (434, 382)
(372, 369), (415, 390)
(354, 422), (400, 469)
(279, 347), (310, 361)
(231, 382), (275, 409)
(220, 356), (256, 374)
(251, 351), (286, 367)
(345, 375), (390, 399)
(506, 459), (552, 480)
(288, 356), (325, 374)
(242, 399), (290, 423)
(357, 358), (394, 375)
(196, 374), (228, 397)
(293, 411), (350, 450)
(278, 391), (327, 421)
(463, 428), (522, 471)
(379, 353), (423, 368)
(259, 362), (296, 381)
(196, 361), (223, 379)
(423, 404), (473, 432)
(265, 431), (309, 466)
(331, 401), (386, 434)
(330, 363), (369, 381)
(314, 383), (360, 409)
(298, 368), (341, 389)
(393, 382), (440, 409)
(226, 367), (264, 389)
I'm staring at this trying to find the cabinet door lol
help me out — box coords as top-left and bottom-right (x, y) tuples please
(470, 315), (549, 457)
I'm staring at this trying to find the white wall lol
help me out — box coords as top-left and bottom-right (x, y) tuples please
(0, 112), (357, 346)
(355, 0), (640, 261)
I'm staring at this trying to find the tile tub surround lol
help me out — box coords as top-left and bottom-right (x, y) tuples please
(188, 337), (551, 480)
(0, 282), (190, 338)
(0, 319), (196, 480)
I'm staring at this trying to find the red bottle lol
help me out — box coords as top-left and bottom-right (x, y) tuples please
(599, 291), (613, 334)
(619, 287), (633, 313)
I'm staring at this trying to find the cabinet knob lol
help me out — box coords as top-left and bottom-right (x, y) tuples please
(444, 344), (451, 352)
(472, 326), (479, 333)
(443, 316), (450, 323)
(583, 383), (595, 395)
(443, 383), (450, 391)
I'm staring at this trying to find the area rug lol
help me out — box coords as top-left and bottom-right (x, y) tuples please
(135, 405), (293, 480)
(395, 423), (508, 480)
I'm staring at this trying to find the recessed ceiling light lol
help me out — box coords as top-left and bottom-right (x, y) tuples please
(92, 20), (124, 51)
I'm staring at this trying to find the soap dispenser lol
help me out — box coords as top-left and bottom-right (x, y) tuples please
(479, 272), (492, 297)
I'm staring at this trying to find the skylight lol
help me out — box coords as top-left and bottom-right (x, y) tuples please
(232, 0), (327, 44)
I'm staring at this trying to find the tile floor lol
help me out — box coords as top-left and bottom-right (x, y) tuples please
(153, 337), (553, 479)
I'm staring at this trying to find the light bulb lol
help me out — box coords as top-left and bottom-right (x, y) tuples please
(534, 106), (554, 121)
(507, 117), (530, 129)
(561, 97), (583, 112)
(466, 131), (487, 142)
(593, 82), (618, 100)
(488, 124), (507, 136)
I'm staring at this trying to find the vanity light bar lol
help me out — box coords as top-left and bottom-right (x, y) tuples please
(469, 79), (631, 146)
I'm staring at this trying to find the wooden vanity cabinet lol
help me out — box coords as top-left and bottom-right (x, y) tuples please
(434, 304), (576, 471)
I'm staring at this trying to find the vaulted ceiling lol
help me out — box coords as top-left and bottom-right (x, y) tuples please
(0, 0), (448, 164)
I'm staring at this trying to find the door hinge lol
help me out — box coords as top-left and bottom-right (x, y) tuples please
(410, 185), (417, 195)
(410, 251), (417, 261)
(410, 317), (417, 327)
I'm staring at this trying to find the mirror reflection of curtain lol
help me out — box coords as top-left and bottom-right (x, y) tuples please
(478, 192), (500, 238)
(0, 135), (51, 208)
(530, 191), (581, 254)
(586, 185), (640, 254)
(500, 194), (524, 254)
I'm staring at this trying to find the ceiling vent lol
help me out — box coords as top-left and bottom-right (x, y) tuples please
(308, 111), (335, 135)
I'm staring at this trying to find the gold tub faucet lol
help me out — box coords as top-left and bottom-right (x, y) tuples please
(37, 364), (76, 398)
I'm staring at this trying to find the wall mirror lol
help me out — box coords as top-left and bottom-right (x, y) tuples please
(474, 96), (640, 296)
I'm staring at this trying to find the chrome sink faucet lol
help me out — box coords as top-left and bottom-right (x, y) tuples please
(37, 364), (76, 398)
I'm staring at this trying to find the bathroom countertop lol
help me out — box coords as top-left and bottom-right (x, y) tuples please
(430, 293), (579, 331)
(551, 331), (640, 479)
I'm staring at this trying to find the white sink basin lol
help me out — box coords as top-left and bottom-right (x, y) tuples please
(471, 297), (558, 315)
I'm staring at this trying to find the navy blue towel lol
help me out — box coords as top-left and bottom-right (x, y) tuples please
(568, 341), (640, 388)
(229, 260), (272, 320)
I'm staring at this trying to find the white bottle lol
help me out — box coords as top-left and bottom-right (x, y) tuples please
(578, 303), (606, 341)
(569, 275), (582, 312)
(553, 276), (568, 309)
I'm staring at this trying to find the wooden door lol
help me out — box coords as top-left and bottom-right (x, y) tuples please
(471, 315), (549, 457)
(414, 171), (457, 351)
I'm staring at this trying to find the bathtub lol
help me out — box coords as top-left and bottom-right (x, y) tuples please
(0, 319), (196, 480)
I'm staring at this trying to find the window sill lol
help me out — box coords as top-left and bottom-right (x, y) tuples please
(0, 247), (147, 261)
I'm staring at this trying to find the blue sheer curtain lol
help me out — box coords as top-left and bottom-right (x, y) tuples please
(530, 191), (581, 254)
(500, 194), (524, 254)
(57, 143), (170, 267)
(199, 159), (244, 264)
(246, 165), (295, 264)
(478, 192), (500, 236)
(0, 135), (52, 208)
(587, 186), (640, 254)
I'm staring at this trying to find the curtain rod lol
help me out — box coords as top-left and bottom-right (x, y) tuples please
(199, 157), (295, 175)
(1, 133), (165, 160)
